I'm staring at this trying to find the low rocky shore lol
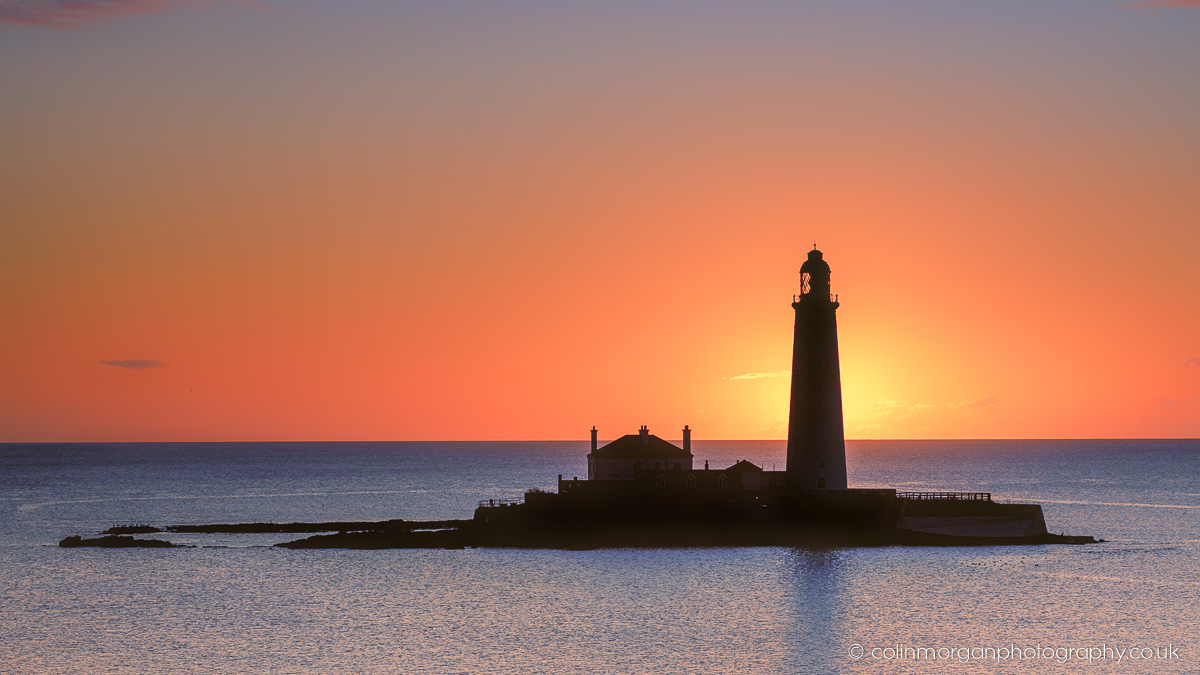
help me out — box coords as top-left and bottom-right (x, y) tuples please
(59, 513), (1100, 550)
(101, 519), (467, 535)
(59, 535), (186, 548)
(60, 519), (473, 549)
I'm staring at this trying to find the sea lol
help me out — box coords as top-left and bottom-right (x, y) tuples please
(1, 440), (1197, 674)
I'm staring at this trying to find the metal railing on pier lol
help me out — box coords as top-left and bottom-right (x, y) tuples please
(896, 491), (992, 502)
(477, 497), (524, 509)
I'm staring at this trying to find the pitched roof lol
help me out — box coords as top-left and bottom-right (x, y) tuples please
(588, 434), (692, 459)
(724, 460), (762, 473)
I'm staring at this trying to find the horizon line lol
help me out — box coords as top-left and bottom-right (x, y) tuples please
(2, 437), (1197, 444)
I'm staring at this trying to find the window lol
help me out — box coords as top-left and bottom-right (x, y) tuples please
(685, 474), (696, 488)
(654, 462), (661, 470)
(717, 474), (728, 488)
(673, 462), (681, 470)
(817, 477), (826, 489)
(818, 462), (825, 468)
(655, 474), (667, 488)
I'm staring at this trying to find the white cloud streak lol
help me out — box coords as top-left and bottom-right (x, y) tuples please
(725, 370), (790, 381)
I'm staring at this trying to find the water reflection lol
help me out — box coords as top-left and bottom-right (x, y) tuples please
(784, 547), (848, 670)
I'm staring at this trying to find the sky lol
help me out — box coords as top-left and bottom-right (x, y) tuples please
(1, 0), (1197, 442)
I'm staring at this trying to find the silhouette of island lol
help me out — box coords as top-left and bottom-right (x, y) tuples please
(63, 249), (1098, 550)
(60, 535), (185, 548)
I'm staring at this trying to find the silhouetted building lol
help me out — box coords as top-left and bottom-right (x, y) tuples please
(786, 248), (848, 490)
(463, 248), (1068, 548)
(570, 425), (787, 498)
(587, 425), (693, 480)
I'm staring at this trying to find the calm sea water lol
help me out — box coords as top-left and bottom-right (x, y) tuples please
(2, 440), (1197, 674)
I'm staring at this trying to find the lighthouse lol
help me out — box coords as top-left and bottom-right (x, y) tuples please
(785, 248), (848, 490)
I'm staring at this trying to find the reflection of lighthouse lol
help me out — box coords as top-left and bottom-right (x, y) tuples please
(785, 248), (848, 490)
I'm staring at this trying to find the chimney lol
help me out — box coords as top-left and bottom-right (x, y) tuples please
(683, 425), (691, 454)
(640, 425), (649, 444)
(590, 426), (598, 453)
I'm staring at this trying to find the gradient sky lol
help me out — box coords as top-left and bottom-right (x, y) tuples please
(2, 0), (1198, 441)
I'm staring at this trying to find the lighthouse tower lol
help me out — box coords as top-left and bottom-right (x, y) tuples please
(785, 248), (848, 490)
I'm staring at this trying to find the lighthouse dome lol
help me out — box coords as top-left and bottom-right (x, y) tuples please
(799, 249), (831, 275)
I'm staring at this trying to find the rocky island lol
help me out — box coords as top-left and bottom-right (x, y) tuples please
(59, 251), (1099, 551)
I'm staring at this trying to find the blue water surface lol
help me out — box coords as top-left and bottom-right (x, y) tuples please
(2, 440), (1197, 674)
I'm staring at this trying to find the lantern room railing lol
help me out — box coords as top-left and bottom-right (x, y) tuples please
(793, 294), (838, 303)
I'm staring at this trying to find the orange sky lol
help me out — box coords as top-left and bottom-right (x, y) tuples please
(1, 1), (1197, 441)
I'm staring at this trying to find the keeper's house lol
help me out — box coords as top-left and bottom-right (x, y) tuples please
(565, 426), (786, 497)
(587, 425), (694, 480)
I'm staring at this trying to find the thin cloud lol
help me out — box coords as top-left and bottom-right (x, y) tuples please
(100, 359), (166, 369)
(0, 0), (217, 28)
(725, 370), (790, 381)
(858, 400), (936, 420)
(1183, 357), (1200, 368)
(968, 396), (1000, 409)
(1119, 0), (1200, 8)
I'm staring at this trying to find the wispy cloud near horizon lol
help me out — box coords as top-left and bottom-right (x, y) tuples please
(1183, 357), (1200, 368)
(725, 370), (790, 381)
(968, 396), (1000, 409)
(100, 359), (166, 369)
(859, 400), (937, 419)
(0, 0), (217, 28)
